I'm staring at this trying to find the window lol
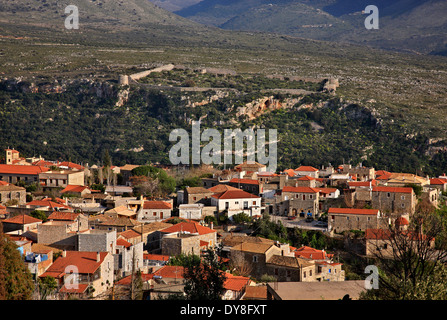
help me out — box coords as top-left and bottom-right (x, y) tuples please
(243, 201), (248, 209)
(153, 212), (157, 216)
(309, 270), (312, 276)
(252, 201), (256, 205)
(286, 270), (291, 278)
(387, 192), (391, 198)
(303, 271), (306, 278)
(274, 268), (278, 275)
(401, 195), (405, 200)
(253, 256), (258, 263)
(225, 202), (229, 210)
(309, 195), (313, 199)
(346, 217), (350, 221)
(302, 194), (306, 201)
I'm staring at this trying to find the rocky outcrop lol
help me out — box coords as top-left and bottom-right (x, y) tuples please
(235, 96), (301, 120)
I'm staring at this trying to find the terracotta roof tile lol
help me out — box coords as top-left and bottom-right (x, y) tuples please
(2, 214), (42, 224)
(143, 200), (172, 210)
(372, 186), (413, 194)
(211, 189), (260, 199)
(295, 166), (319, 172)
(328, 208), (379, 215)
(0, 164), (49, 175)
(282, 186), (319, 193)
(160, 221), (216, 235)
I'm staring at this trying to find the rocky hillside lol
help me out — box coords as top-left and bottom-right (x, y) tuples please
(175, 0), (447, 55)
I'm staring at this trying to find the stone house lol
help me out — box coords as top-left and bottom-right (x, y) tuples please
(430, 178), (447, 192)
(0, 164), (50, 185)
(88, 215), (142, 233)
(365, 228), (435, 259)
(383, 173), (430, 188)
(266, 255), (315, 282)
(40, 250), (114, 298)
(183, 187), (215, 205)
(0, 184), (26, 206)
(1, 214), (42, 233)
(119, 164), (140, 186)
(77, 229), (117, 254)
(294, 166), (319, 178)
(340, 164), (375, 181)
(222, 273), (252, 300)
(210, 189), (262, 219)
(60, 185), (92, 197)
(280, 186), (320, 218)
(234, 161), (267, 175)
(131, 221), (172, 253)
(137, 200), (172, 222)
(114, 237), (144, 278)
(371, 186), (416, 216)
(228, 178), (261, 195)
(159, 221), (217, 256)
(328, 208), (383, 233)
(229, 242), (284, 279)
(38, 170), (85, 192)
(37, 213), (89, 250)
(422, 187), (439, 208)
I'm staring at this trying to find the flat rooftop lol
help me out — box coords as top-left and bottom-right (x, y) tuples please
(267, 280), (366, 300)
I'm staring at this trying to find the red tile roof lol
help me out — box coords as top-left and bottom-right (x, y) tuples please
(2, 214), (42, 225)
(294, 246), (333, 260)
(283, 169), (296, 177)
(28, 199), (71, 210)
(119, 229), (141, 240)
(282, 186), (319, 193)
(61, 185), (90, 193)
(59, 283), (89, 294)
(295, 166), (318, 172)
(57, 162), (85, 170)
(0, 181), (9, 186)
(143, 254), (170, 262)
(116, 238), (132, 248)
(153, 265), (184, 279)
(208, 184), (239, 193)
(47, 212), (79, 221)
(395, 217), (409, 226)
(376, 174), (393, 180)
(143, 200), (172, 210)
(328, 208), (379, 215)
(211, 189), (260, 200)
(40, 251), (108, 278)
(224, 273), (250, 292)
(365, 228), (430, 241)
(430, 178), (447, 185)
(0, 164), (49, 175)
(297, 175), (315, 181)
(372, 186), (413, 194)
(229, 178), (259, 185)
(160, 221), (216, 235)
(316, 188), (338, 194)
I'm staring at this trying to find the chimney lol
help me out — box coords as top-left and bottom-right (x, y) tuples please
(62, 250), (66, 258)
(96, 252), (100, 262)
(210, 222), (213, 230)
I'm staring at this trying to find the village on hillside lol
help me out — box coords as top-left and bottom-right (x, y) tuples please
(1, 147), (446, 300)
